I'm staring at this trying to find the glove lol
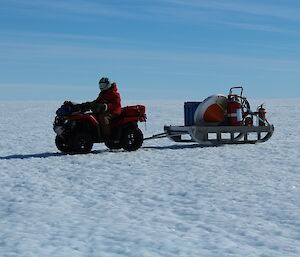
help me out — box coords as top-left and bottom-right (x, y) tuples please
(91, 103), (107, 114)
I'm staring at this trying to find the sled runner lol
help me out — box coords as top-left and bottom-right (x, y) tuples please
(163, 124), (274, 145)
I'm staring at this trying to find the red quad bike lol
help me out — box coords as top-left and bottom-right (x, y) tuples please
(53, 102), (146, 153)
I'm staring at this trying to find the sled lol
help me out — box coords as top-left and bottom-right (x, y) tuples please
(145, 87), (275, 146)
(163, 124), (274, 145)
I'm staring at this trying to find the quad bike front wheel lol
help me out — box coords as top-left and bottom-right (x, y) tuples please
(72, 132), (93, 154)
(121, 128), (143, 151)
(55, 135), (73, 153)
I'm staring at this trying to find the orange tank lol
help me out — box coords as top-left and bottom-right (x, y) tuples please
(203, 103), (225, 122)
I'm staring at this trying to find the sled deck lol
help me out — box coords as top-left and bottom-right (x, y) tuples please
(164, 124), (274, 145)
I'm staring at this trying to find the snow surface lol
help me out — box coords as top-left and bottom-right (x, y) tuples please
(0, 99), (299, 257)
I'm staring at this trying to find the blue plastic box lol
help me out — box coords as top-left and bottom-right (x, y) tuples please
(184, 102), (201, 126)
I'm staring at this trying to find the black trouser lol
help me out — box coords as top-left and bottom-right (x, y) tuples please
(97, 112), (118, 139)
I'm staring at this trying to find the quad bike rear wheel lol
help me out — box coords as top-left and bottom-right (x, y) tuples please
(72, 132), (93, 153)
(121, 128), (143, 151)
(55, 135), (73, 153)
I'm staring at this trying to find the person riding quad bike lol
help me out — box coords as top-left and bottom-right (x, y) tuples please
(54, 77), (146, 153)
(79, 77), (121, 141)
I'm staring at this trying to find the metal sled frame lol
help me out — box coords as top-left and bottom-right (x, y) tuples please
(163, 124), (274, 145)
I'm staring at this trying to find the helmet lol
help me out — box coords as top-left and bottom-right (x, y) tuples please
(99, 77), (112, 91)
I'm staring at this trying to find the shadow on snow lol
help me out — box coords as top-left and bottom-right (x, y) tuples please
(0, 150), (108, 160)
(0, 144), (216, 160)
(142, 144), (217, 150)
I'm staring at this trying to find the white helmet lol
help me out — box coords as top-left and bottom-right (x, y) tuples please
(99, 77), (112, 91)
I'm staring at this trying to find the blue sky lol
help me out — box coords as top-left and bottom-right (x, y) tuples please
(1, 0), (300, 101)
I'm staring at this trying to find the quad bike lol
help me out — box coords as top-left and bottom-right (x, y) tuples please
(53, 102), (146, 153)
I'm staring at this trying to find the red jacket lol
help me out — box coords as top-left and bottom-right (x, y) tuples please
(94, 83), (121, 115)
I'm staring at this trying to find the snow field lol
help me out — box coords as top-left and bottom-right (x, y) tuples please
(0, 99), (299, 257)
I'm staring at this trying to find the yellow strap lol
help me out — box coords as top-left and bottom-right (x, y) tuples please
(216, 102), (227, 114)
